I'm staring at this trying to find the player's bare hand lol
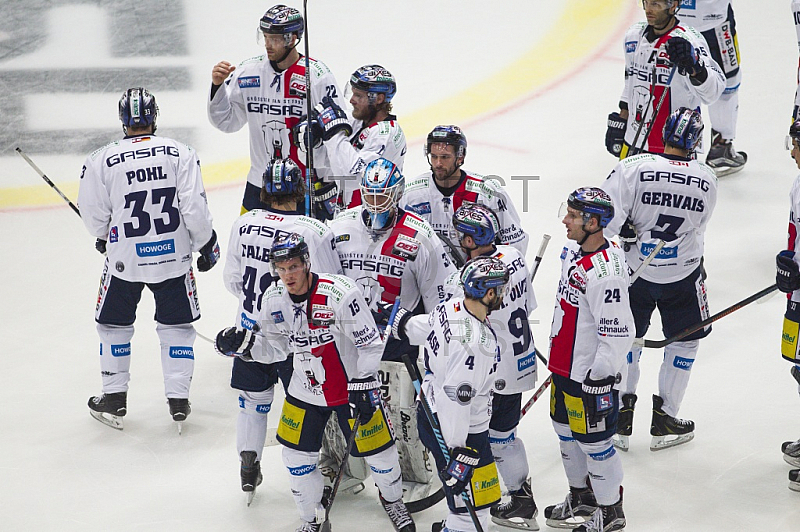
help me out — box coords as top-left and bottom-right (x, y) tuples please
(212, 61), (235, 86)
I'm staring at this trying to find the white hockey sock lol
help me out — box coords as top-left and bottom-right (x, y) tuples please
(621, 342), (642, 396)
(236, 389), (274, 461)
(658, 340), (698, 417)
(708, 71), (741, 141)
(156, 323), (195, 398)
(490, 428), (529, 492)
(283, 447), (324, 523)
(96, 323), (134, 393)
(552, 421), (589, 488)
(446, 508), (489, 532)
(365, 446), (403, 503)
(577, 439), (623, 506)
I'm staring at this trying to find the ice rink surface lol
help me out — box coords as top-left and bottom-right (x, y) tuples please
(2, 1), (800, 530)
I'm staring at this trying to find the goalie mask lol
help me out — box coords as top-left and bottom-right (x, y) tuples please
(119, 88), (158, 135)
(360, 158), (404, 231)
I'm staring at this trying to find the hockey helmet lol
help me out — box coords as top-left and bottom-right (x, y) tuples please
(565, 187), (614, 228)
(425, 125), (467, 160)
(262, 158), (303, 196)
(119, 87), (158, 134)
(460, 256), (510, 300)
(452, 203), (500, 247)
(260, 4), (304, 39)
(662, 107), (703, 153)
(349, 65), (397, 104)
(787, 121), (800, 151)
(269, 233), (311, 274)
(360, 158), (404, 230)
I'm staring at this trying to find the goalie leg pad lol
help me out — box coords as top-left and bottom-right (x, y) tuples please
(96, 323), (134, 393)
(657, 340), (698, 418)
(552, 420), (590, 489)
(576, 439), (623, 507)
(283, 447), (324, 523)
(237, 389), (274, 460)
(156, 323), (196, 398)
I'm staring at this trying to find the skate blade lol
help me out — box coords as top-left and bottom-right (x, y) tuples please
(491, 515), (540, 530)
(650, 432), (694, 451)
(90, 410), (124, 430)
(790, 481), (800, 493)
(612, 434), (630, 452)
(175, 421), (183, 435)
(341, 480), (365, 495)
(246, 490), (256, 507)
(710, 164), (745, 178)
(545, 516), (590, 529)
(783, 454), (800, 468)
(318, 520), (332, 532)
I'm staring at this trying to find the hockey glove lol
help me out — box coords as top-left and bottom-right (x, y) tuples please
(581, 371), (617, 426)
(197, 230), (220, 272)
(215, 327), (256, 358)
(312, 180), (339, 221)
(619, 218), (637, 252)
(347, 376), (382, 424)
(315, 96), (352, 141)
(665, 37), (705, 79)
(376, 300), (412, 341)
(95, 238), (107, 255)
(777, 250), (800, 293)
(440, 446), (480, 496)
(291, 115), (324, 153)
(605, 112), (626, 157)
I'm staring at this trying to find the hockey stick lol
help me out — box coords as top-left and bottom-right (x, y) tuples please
(401, 354), (485, 532)
(629, 239), (666, 283)
(642, 284), (779, 349)
(16, 147), (81, 216)
(437, 232), (466, 269)
(628, 65), (677, 157)
(302, 0), (314, 217)
(529, 234), (551, 284)
(319, 416), (361, 532)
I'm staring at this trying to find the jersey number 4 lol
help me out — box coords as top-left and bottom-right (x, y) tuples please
(242, 266), (274, 313)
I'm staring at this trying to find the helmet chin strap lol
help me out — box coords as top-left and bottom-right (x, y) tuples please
(577, 218), (602, 246)
(271, 35), (298, 66)
(653, 10), (676, 32)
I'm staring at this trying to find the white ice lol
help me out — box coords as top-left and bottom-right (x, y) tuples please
(1, 1), (799, 530)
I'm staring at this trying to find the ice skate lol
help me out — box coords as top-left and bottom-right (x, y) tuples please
(574, 487), (625, 532)
(379, 491), (415, 531)
(650, 395), (694, 451)
(431, 521), (445, 532)
(168, 398), (191, 435)
(88, 392), (127, 430)
(782, 439), (800, 467)
(296, 520), (321, 532)
(612, 394), (637, 452)
(491, 478), (539, 530)
(790, 469), (800, 492)
(705, 129), (746, 177)
(543, 483), (597, 529)
(240, 451), (262, 506)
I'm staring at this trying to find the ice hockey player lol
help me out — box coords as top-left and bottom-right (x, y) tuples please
(601, 108), (717, 452)
(401, 125), (528, 266)
(326, 157), (456, 501)
(295, 64), (407, 210)
(79, 87), (219, 432)
(216, 233), (415, 532)
(774, 120), (800, 491)
(544, 188), (632, 532)
(441, 203), (538, 530)
(605, 0), (725, 159)
(208, 4), (345, 219)
(678, 0), (747, 175)
(219, 157), (342, 505)
(379, 256), (507, 532)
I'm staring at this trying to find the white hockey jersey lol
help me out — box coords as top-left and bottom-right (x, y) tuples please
(406, 298), (499, 447)
(325, 116), (407, 209)
(328, 207), (456, 312)
(223, 208), (342, 333)
(677, 0), (731, 32)
(443, 246), (537, 395)
(621, 22), (725, 154)
(78, 134), (213, 283)
(257, 273), (384, 407)
(601, 153), (717, 284)
(401, 170), (529, 262)
(207, 54), (344, 189)
(785, 173), (800, 305)
(549, 240), (634, 383)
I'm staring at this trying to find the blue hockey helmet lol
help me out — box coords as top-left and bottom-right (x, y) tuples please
(460, 256), (510, 300)
(269, 233), (311, 274)
(662, 107), (703, 153)
(452, 203), (500, 247)
(360, 158), (404, 230)
(788, 120), (800, 151)
(425, 125), (467, 160)
(565, 187), (614, 228)
(349, 65), (397, 104)
(262, 158), (303, 196)
(260, 4), (304, 39)
(119, 87), (158, 134)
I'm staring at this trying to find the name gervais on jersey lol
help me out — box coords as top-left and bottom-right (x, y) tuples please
(639, 170), (710, 212)
(106, 145), (179, 167)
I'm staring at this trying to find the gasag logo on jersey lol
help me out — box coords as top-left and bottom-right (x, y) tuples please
(237, 76), (261, 88)
(271, 310), (285, 323)
(169, 346), (194, 359)
(625, 41), (637, 53)
(641, 242), (678, 259)
(246, 99), (303, 117)
(406, 202), (431, 215)
(391, 235), (420, 261)
(109, 226), (118, 243)
(111, 343), (131, 357)
(311, 305), (335, 326)
(289, 73), (306, 97)
(136, 239), (175, 257)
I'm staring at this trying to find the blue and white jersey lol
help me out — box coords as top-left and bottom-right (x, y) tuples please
(677, 0), (731, 33)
